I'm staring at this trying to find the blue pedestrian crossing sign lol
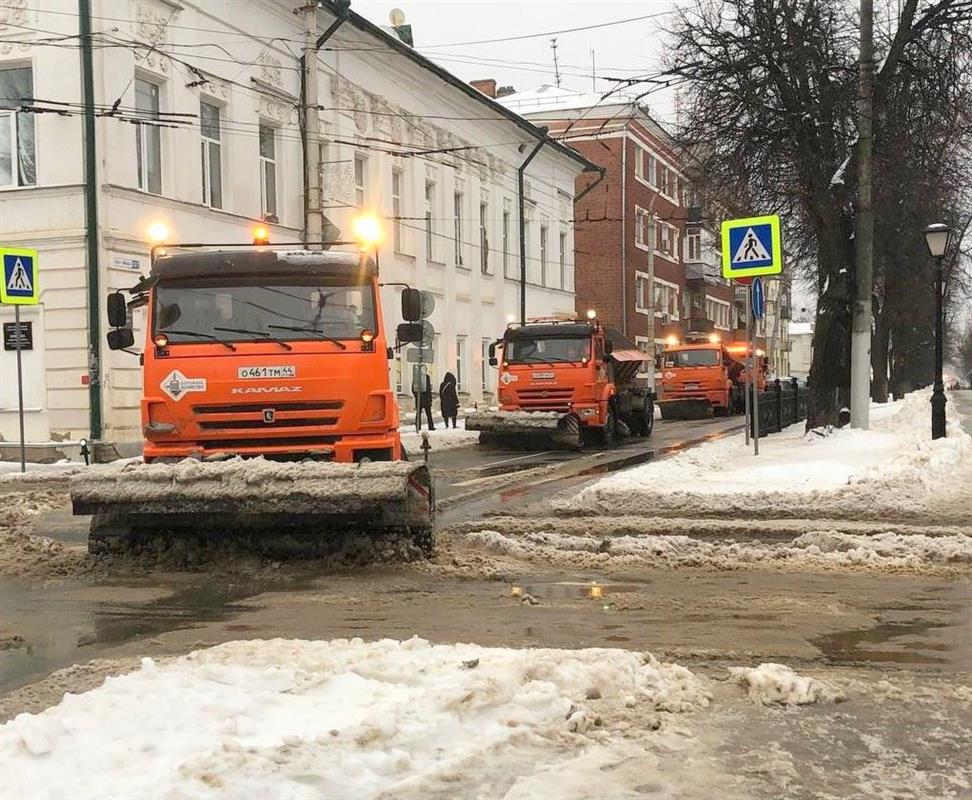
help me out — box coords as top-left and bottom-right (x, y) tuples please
(0, 248), (39, 305)
(721, 215), (782, 278)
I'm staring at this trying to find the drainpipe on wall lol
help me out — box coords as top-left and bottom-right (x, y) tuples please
(79, 0), (102, 443)
(620, 123), (628, 336)
(518, 132), (547, 325)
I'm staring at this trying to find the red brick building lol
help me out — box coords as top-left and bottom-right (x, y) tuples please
(500, 87), (741, 371)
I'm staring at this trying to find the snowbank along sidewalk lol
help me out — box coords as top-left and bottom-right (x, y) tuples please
(400, 418), (479, 455)
(561, 389), (972, 521)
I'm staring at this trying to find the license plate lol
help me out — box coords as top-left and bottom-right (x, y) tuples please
(237, 365), (297, 379)
(532, 371), (556, 380)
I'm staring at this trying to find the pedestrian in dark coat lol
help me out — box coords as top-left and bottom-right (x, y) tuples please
(419, 374), (435, 430)
(439, 371), (460, 428)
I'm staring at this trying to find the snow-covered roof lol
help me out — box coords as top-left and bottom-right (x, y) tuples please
(498, 85), (608, 115)
(788, 322), (814, 337)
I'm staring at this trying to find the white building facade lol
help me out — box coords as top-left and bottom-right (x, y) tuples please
(0, 0), (591, 451)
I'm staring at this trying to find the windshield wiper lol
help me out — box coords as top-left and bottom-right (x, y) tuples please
(159, 329), (236, 351)
(268, 324), (347, 350)
(515, 355), (574, 364)
(213, 326), (293, 351)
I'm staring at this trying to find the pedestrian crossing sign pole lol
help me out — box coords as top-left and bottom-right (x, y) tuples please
(721, 215), (783, 279)
(0, 247), (40, 473)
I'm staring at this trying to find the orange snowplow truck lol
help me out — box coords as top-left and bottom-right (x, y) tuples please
(658, 341), (766, 420)
(465, 316), (655, 448)
(70, 246), (434, 553)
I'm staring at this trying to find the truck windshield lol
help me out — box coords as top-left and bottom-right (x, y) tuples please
(664, 349), (720, 368)
(505, 336), (590, 364)
(153, 277), (376, 344)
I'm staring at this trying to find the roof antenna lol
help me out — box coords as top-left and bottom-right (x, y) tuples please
(590, 49), (596, 91)
(551, 37), (561, 88)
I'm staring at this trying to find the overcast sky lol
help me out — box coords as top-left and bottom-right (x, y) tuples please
(350, 0), (682, 122)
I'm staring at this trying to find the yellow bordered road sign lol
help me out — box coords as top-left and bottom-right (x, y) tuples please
(721, 215), (782, 279)
(0, 248), (40, 305)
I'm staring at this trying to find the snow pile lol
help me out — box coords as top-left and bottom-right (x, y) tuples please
(0, 638), (711, 799)
(566, 389), (972, 518)
(729, 663), (844, 705)
(400, 418), (479, 454)
(463, 527), (972, 574)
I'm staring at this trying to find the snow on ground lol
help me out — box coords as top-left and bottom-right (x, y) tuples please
(564, 389), (972, 518)
(401, 418), (479, 454)
(462, 527), (972, 574)
(0, 637), (713, 799)
(729, 664), (844, 706)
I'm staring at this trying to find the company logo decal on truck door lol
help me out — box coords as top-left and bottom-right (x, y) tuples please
(161, 370), (207, 401)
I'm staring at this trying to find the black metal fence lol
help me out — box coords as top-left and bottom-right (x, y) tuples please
(751, 377), (809, 436)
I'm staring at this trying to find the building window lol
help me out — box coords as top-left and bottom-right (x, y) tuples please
(655, 221), (678, 260)
(480, 201), (490, 274)
(425, 180), (436, 260)
(634, 144), (644, 180)
(635, 206), (654, 249)
(706, 297), (731, 330)
(686, 232), (702, 262)
(558, 230), (567, 289)
(354, 155), (366, 208)
(635, 272), (651, 314)
(539, 225), (548, 286)
(0, 66), (36, 187)
(259, 124), (277, 219)
(653, 279), (680, 320)
(391, 168), (403, 252)
(523, 206), (533, 279)
(647, 154), (657, 188)
(502, 201), (512, 277)
(135, 77), (162, 194)
(199, 101), (222, 209)
(453, 191), (464, 267)
(456, 335), (467, 392)
(481, 338), (492, 393)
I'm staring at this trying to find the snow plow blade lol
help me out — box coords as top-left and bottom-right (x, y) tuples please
(70, 458), (434, 556)
(658, 399), (714, 421)
(465, 410), (582, 449)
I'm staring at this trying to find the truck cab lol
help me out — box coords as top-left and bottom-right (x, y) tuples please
(106, 248), (421, 464)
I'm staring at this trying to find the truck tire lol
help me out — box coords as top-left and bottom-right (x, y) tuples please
(641, 397), (655, 436)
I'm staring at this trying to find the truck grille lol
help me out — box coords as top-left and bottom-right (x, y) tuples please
(192, 401), (343, 414)
(199, 417), (339, 430)
(515, 387), (574, 412)
(191, 400), (344, 434)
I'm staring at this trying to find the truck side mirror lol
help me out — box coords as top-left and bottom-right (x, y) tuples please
(604, 339), (614, 355)
(401, 288), (422, 321)
(488, 342), (498, 366)
(107, 292), (128, 328)
(107, 328), (135, 351)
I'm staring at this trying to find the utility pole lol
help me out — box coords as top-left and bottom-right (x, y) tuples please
(79, 0), (102, 444)
(551, 38), (561, 88)
(301, 0), (323, 249)
(850, 0), (874, 428)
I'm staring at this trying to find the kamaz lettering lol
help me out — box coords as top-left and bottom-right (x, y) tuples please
(231, 386), (303, 394)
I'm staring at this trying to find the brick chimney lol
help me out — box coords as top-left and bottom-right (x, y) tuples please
(470, 79), (497, 98)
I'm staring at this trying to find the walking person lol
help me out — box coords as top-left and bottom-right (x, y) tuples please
(439, 371), (459, 429)
(419, 373), (435, 431)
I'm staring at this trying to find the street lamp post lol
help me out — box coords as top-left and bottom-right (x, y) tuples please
(923, 223), (951, 440)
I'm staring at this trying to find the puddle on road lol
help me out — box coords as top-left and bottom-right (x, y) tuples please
(0, 575), (303, 695)
(511, 580), (641, 601)
(811, 618), (952, 665)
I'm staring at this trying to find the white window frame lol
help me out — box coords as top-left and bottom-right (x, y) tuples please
(706, 296), (732, 330)
(634, 205), (653, 251)
(453, 190), (465, 268)
(199, 100), (222, 209)
(539, 224), (548, 286)
(480, 200), (490, 275)
(481, 337), (492, 393)
(632, 141), (681, 204)
(0, 65), (36, 189)
(391, 167), (404, 252)
(635, 270), (652, 315)
(259, 123), (277, 220)
(558, 230), (567, 290)
(135, 76), (162, 194)
(653, 276), (680, 321)
(425, 180), (437, 262)
(354, 154), (366, 209)
(634, 144), (644, 180)
(456, 335), (467, 392)
(502, 200), (512, 277)
(686, 231), (702, 262)
(655, 220), (679, 263)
